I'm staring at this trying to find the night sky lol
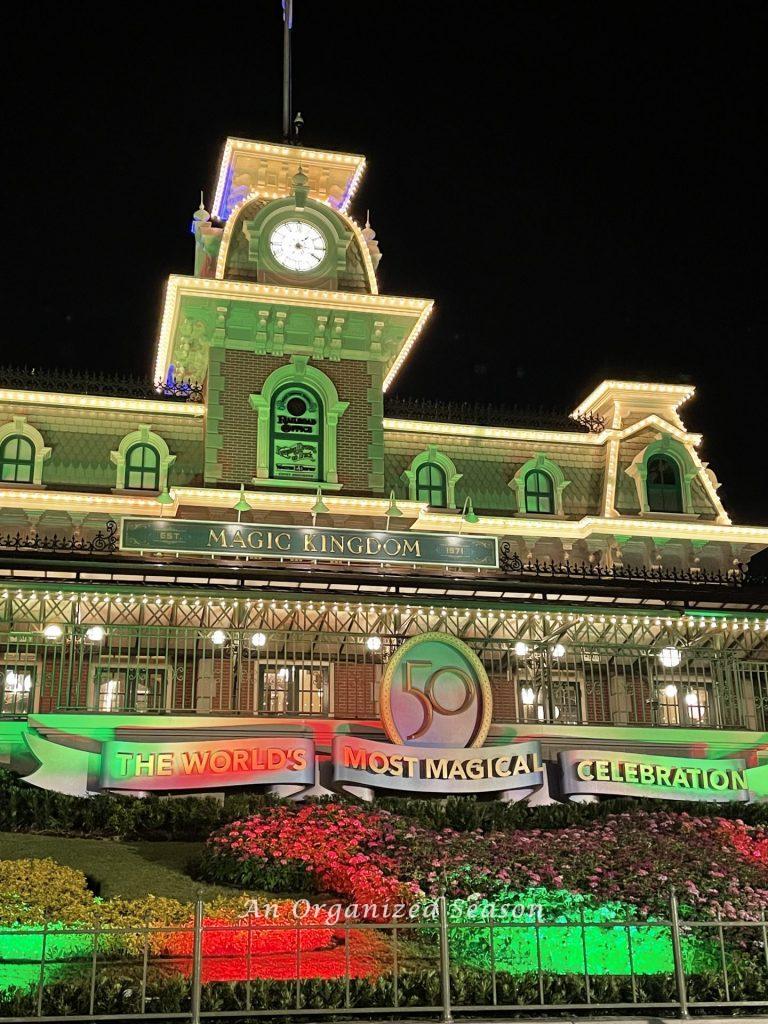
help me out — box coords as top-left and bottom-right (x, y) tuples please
(4, 2), (768, 528)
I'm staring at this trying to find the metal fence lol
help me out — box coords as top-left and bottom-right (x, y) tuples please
(0, 625), (761, 731)
(3, 892), (768, 1021)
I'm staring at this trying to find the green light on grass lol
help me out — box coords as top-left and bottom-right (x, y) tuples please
(445, 888), (717, 976)
(0, 924), (93, 991)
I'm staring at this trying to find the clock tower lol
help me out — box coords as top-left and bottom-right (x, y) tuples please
(155, 138), (432, 498)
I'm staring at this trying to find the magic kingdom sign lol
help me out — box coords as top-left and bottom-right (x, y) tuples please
(120, 518), (499, 569)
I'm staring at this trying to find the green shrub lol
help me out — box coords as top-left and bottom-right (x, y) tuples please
(0, 769), (287, 841)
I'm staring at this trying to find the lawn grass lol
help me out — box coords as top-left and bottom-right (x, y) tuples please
(0, 832), (234, 902)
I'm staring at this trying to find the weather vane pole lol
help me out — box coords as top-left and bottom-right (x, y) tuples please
(282, 0), (293, 142)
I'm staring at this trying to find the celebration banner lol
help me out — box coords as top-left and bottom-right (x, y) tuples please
(333, 734), (544, 795)
(559, 749), (750, 803)
(120, 518), (499, 569)
(100, 736), (316, 791)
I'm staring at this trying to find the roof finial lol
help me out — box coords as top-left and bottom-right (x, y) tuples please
(292, 164), (310, 209)
(362, 210), (382, 269)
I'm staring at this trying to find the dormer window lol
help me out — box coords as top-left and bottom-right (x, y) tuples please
(402, 446), (462, 508)
(0, 417), (51, 487)
(111, 426), (175, 495)
(510, 455), (570, 517)
(646, 455), (683, 513)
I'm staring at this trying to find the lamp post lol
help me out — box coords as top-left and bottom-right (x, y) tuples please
(234, 485), (252, 523)
(310, 486), (329, 525)
(458, 496), (479, 534)
(385, 490), (403, 532)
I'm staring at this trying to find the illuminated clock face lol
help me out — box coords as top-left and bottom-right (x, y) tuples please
(269, 220), (327, 272)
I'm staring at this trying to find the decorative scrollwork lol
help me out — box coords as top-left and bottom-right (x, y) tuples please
(0, 520), (118, 556)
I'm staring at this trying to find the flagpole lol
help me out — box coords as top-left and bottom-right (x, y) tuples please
(282, 0), (293, 141)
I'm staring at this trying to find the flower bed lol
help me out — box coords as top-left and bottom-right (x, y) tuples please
(201, 802), (420, 912)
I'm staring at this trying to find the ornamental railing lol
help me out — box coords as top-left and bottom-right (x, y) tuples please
(384, 395), (604, 433)
(2, 890), (768, 1021)
(0, 523), (764, 591)
(0, 366), (203, 402)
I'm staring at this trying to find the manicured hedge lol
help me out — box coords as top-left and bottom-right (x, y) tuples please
(0, 769), (286, 840)
(3, 767), (768, 841)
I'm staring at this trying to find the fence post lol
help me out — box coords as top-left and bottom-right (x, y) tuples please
(438, 895), (453, 1024)
(669, 889), (689, 1019)
(190, 897), (204, 1024)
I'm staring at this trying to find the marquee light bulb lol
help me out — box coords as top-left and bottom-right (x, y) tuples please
(514, 641), (530, 658)
(85, 625), (106, 643)
(43, 624), (63, 640)
(365, 635), (382, 652)
(251, 632), (267, 648)
(551, 643), (566, 659)
(210, 629), (227, 646)
(658, 646), (682, 669)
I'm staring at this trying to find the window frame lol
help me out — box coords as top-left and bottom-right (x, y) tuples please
(124, 442), (161, 492)
(0, 434), (35, 484)
(646, 454), (683, 513)
(268, 382), (325, 483)
(524, 469), (555, 515)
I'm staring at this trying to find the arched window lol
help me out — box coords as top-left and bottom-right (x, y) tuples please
(0, 435), (35, 484)
(125, 443), (160, 491)
(269, 383), (323, 482)
(646, 454), (682, 513)
(415, 462), (448, 507)
(524, 470), (555, 514)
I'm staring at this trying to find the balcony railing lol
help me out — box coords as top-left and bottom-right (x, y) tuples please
(1, 626), (765, 731)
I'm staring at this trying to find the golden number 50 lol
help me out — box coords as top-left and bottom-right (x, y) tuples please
(403, 660), (475, 740)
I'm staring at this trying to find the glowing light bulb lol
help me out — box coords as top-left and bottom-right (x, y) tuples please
(551, 643), (566, 659)
(514, 642), (529, 658)
(43, 624), (63, 640)
(85, 625), (106, 643)
(210, 629), (227, 646)
(366, 635), (382, 652)
(658, 646), (682, 669)
(251, 632), (267, 648)
(521, 687), (535, 705)
(662, 684), (678, 699)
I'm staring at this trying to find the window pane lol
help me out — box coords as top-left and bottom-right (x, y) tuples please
(416, 462), (447, 506)
(0, 435), (35, 484)
(271, 385), (323, 482)
(125, 445), (160, 490)
(647, 456), (682, 512)
(525, 470), (554, 514)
